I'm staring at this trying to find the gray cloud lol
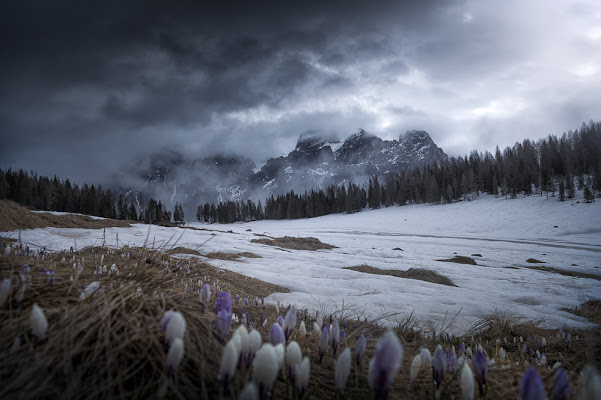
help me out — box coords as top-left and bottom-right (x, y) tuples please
(0, 0), (600, 186)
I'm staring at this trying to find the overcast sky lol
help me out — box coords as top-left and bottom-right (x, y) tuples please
(1, 0), (600, 184)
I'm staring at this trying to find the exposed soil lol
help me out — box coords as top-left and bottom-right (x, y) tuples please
(526, 258), (545, 263)
(435, 255), (477, 265)
(251, 236), (337, 251)
(523, 265), (601, 281)
(344, 264), (457, 287)
(563, 299), (601, 325)
(0, 200), (131, 232)
(203, 251), (262, 261)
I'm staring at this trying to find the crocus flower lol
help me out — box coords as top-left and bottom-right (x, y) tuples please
(409, 354), (421, 384)
(269, 323), (285, 346)
(499, 347), (506, 362)
(316, 311), (323, 327)
(277, 315), (285, 326)
(579, 365), (601, 400)
(432, 345), (447, 389)
(299, 321), (307, 337)
(233, 325), (249, 366)
(313, 322), (321, 334)
(356, 334), (366, 368)
(30, 303), (48, 342)
(165, 337), (184, 376)
(367, 331), (404, 400)
(420, 347), (432, 370)
(460, 362), (475, 400)
(519, 367), (545, 400)
(200, 284), (211, 306)
(331, 319), (340, 358)
(273, 343), (285, 371)
(473, 349), (488, 395)
(246, 329), (262, 367)
(160, 310), (175, 332)
(319, 324), (329, 363)
(238, 382), (259, 400)
(295, 356), (311, 399)
(1, 278), (11, 308)
(285, 341), (302, 381)
(166, 311), (186, 346)
(284, 307), (296, 342)
(335, 348), (351, 393)
(219, 338), (240, 390)
(551, 367), (571, 400)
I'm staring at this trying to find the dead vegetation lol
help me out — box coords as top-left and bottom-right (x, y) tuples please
(522, 265), (601, 281)
(563, 299), (601, 325)
(0, 199), (131, 232)
(203, 251), (262, 261)
(251, 236), (337, 251)
(526, 258), (545, 263)
(435, 255), (477, 265)
(344, 265), (457, 287)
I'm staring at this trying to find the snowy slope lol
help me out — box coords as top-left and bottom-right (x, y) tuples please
(3, 194), (600, 333)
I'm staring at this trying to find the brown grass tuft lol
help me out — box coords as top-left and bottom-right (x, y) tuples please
(0, 199), (131, 232)
(523, 265), (601, 281)
(526, 258), (545, 263)
(251, 236), (337, 251)
(436, 255), (477, 265)
(344, 265), (457, 287)
(563, 299), (601, 325)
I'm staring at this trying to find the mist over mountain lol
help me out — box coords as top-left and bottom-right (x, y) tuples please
(121, 128), (447, 214)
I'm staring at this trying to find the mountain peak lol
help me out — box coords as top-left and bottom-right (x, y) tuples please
(401, 130), (433, 143)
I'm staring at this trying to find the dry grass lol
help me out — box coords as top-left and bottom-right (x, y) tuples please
(526, 258), (545, 263)
(0, 200), (131, 232)
(522, 265), (601, 281)
(344, 265), (457, 287)
(203, 251), (262, 261)
(435, 255), (477, 265)
(563, 299), (601, 325)
(251, 236), (337, 251)
(1, 243), (600, 399)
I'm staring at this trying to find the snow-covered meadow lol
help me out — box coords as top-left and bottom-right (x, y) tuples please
(2, 194), (600, 333)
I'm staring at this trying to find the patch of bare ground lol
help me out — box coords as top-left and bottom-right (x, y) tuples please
(165, 246), (202, 256)
(435, 255), (477, 265)
(523, 265), (601, 281)
(344, 264), (457, 287)
(526, 258), (545, 263)
(0, 199), (131, 232)
(563, 300), (601, 325)
(203, 251), (262, 261)
(251, 236), (337, 251)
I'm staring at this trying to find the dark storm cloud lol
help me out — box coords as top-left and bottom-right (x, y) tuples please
(0, 0), (599, 185)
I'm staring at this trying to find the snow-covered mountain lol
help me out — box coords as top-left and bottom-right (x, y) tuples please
(126, 129), (447, 212)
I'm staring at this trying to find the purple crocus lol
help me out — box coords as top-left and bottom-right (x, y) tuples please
(319, 324), (329, 363)
(269, 323), (285, 346)
(160, 310), (175, 332)
(552, 367), (571, 400)
(473, 349), (488, 395)
(519, 367), (545, 400)
(432, 345), (447, 389)
(331, 319), (340, 358)
(367, 331), (404, 400)
(356, 334), (366, 368)
(284, 307), (296, 342)
(277, 316), (285, 326)
(200, 284), (210, 306)
(215, 292), (233, 342)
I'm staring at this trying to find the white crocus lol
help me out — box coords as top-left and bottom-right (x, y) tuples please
(580, 365), (601, 399)
(295, 356), (311, 398)
(30, 303), (48, 341)
(499, 347), (506, 362)
(165, 311), (186, 345)
(247, 329), (262, 365)
(165, 337), (184, 376)
(299, 321), (307, 337)
(218, 338), (240, 386)
(335, 348), (351, 393)
(316, 311), (323, 327)
(238, 382), (259, 400)
(273, 343), (285, 370)
(313, 322), (321, 334)
(253, 344), (279, 398)
(410, 354), (422, 384)
(460, 362), (474, 400)
(420, 347), (432, 369)
(286, 341), (302, 378)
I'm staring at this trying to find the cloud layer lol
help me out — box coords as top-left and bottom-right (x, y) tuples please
(1, 0), (600, 184)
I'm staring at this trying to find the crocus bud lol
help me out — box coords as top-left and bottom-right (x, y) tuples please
(284, 307), (296, 342)
(335, 348), (351, 393)
(233, 325), (249, 366)
(277, 316), (285, 326)
(246, 329), (262, 367)
(165, 338), (184, 376)
(200, 283), (211, 306)
(331, 319), (340, 358)
(316, 311), (323, 327)
(274, 343), (285, 370)
(460, 362), (474, 400)
(313, 322), (320, 334)
(219, 338), (240, 389)
(253, 344), (280, 399)
(319, 324), (329, 363)
(473, 349), (488, 395)
(269, 323), (285, 346)
(579, 364), (601, 400)
(368, 331), (403, 399)
(551, 367), (570, 400)
(30, 303), (48, 342)
(499, 347), (506, 362)
(238, 382), (259, 400)
(420, 347), (432, 370)
(160, 310), (175, 332)
(285, 341), (302, 380)
(0, 278), (11, 308)
(519, 367), (545, 400)
(295, 356), (311, 399)
(299, 321), (307, 337)
(356, 334), (366, 368)
(409, 354), (421, 384)
(432, 344), (447, 389)
(166, 311), (186, 346)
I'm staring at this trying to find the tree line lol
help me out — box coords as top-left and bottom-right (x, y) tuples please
(1, 121), (599, 224)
